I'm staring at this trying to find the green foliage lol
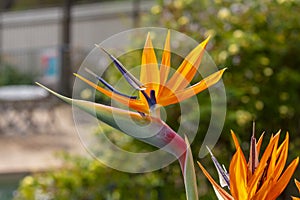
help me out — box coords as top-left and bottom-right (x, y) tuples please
(0, 65), (34, 86)
(145, 0), (300, 198)
(15, 0), (300, 199)
(147, 0), (300, 132)
(14, 153), (188, 200)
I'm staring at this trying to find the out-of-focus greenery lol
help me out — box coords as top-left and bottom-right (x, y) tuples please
(146, 0), (300, 135)
(145, 0), (300, 198)
(0, 65), (34, 86)
(15, 0), (300, 199)
(14, 152), (190, 200)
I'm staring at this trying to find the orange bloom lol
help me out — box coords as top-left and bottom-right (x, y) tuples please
(292, 179), (300, 200)
(198, 130), (299, 200)
(74, 31), (225, 115)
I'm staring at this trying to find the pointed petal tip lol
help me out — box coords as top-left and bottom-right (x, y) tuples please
(144, 32), (154, 48)
(164, 29), (171, 50)
(35, 82), (72, 104)
(97, 46), (121, 64)
(73, 72), (85, 81)
(201, 35), (211, 48)
(259, 131), (265, 139)
(197, 161), (205, 170)
(230, 129), (235, 136)
(206, 146), (213, 156)
(295, 179), (300, 192)
(35, 82), (53, 94)
(220, 67), (227, 73)
(205, 35), (211, 42)
(276, 129), (282, 135)
(84, 68), (99, 78)
(295, 156), (299, 164)
(230, 130), (241, 150)
(216, 68), (227, 78)
(99, 46), (111, 57)
(285, 131), (289, 138)
(166, 29), (171, 40)
(35, 81), (44, 89)
(197, 161), (204, 168)
(99, 47), (147, 91)
(167, 29), (171, 35)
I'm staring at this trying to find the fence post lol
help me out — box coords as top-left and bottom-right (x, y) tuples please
(59, 0), (72, 96)
(132, 0), (140, 28)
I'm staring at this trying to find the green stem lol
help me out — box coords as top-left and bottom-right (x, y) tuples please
(179, 141), (198, 200)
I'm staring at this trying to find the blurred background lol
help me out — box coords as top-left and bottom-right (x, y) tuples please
(0, 0), (299, 199)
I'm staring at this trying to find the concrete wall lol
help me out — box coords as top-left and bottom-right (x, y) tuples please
(0, 0), (153, 76)
(1, 1), (153, 50)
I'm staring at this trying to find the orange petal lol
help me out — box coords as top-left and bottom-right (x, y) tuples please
(266, 134), (280, 180)
(258, 133), (280, 173)
(140, 32), (160, 95)
(273, 133), (289, 181)
(198, 162), (234, 200)
(162, 36), (210, 96)
(248, 133), (280, 197)
(159, 30), (171, 88)
(266, 157), (299, 200)
(74, 73), (148, 113)
(251, 178), (272, 200)
(295, 179), (300, 192)
(158, 68), (225, 106)
(229, 147), (248, 200)
(256, 132), (264, 157)
(290, 179), (300, 199)
(230, 130), (241, 150)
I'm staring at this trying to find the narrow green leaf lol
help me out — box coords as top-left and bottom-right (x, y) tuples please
(36, 82), (187, 159)
(181, 136), (198, 200)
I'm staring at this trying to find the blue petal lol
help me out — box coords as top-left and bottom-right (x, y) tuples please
(99, 46), (146, 91)
(85, 68), (137, 99)
(206, 146), (230, 189)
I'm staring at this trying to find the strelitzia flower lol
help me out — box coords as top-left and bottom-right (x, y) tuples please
(198, 130), (299, 200)
(37, 31), (225, 200)
(73, 30), (225, 115)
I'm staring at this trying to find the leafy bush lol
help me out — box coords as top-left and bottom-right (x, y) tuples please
(15, 0), (300, 199)
(0, 65), (34, 86)
(145, 0), (300, 198)
(14, 153), (190, 200)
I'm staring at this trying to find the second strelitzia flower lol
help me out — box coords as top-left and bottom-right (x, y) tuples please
(198, 130), (299, 200)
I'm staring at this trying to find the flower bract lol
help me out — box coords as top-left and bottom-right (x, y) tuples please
(198, 130), (299, 200)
